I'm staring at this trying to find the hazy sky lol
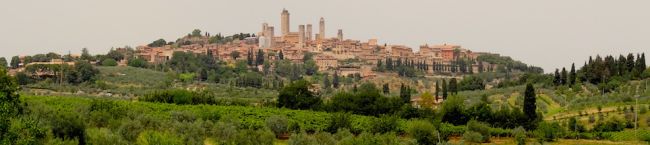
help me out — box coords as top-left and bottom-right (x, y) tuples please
(1, 0), (648, 72)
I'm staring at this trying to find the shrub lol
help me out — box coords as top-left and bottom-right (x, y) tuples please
(535, 122), (563, 143)
(369, 115), (399, 134)
(437, 123), (465, 140)
(325, 112), (352, 133)
(128, 58), (148, 68)
(171, 120), (206, 145)
(140, 89), (212, 105)
(641, 106), (648, 114)
(135, 130), (183, 145)
(334, 128), (353, 141)
(170, 110), (196, 122)
(288, 120), (302, 133)
(88, 111), (112, 128)
(641, 133), (650, 142)
(408, 120), (440, 145)
(288, 132), (317, 145)
(512, 126), (526, 145)
(4, 117), (47, 145)
(199, 110), (221, 122)
(313, 132), (337, 145)
(102, 59), (118, 66)
(592, 116), (626, 132)
(277, 80), (322, 110)
(86, 128), (127, 145)
(464, 120), (491, 143)
(233, 129), (275, 145)
(463, 131), (485, 144)
(265, 115), (289, 138)
(212, 122), (238, 143)
(117, 119), (144, 142)
(567, 117), (586, 133)
(50, 111), (86, 144)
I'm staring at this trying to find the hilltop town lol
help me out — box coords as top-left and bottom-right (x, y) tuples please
(134, 9), (510, 78)
(1, 6), (650, 145)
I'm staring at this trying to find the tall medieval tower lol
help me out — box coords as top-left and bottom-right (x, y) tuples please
(319, 17), (325, 40)
(337, 29), (343, 41)
(281, 9), (290, 36)
(298, 25), (305, 48)
(306, 24), (312, 41)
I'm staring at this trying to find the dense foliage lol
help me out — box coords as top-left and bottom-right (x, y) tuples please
(277, 80), (322, 110)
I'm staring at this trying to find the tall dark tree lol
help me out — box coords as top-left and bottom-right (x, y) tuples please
(435, 80), (440, 98)
(386, 58), (393, 70)
(332, 71), (340, 88)
(442, 79), (448, 99)
(449, 78), (458, 95)
(256, 49), (265, 65)
(323, 74), (331, 89)
(636, 53), (646, 77)
(278, 51), (284, 60)
(627, 53), (635, 73)
(383, 83), (390, 94)
(523, 83), (538, 129)
(247, 48), (254, 66)
(376, 60), (384, 71)
(81, 48), (93, 61)
(560, 67), (567, 85)
(67, 60), (99, 84)
(10, 56), (20, 69)
(400, 84), (410, 104)
(569, 63), (576, 85)
(553, 69), (561, 86)
(618, 55), (627, 76)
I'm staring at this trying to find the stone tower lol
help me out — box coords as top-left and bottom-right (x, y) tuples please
(306, 24), (312, 41)
(337, 29), (343, 41)
(281, 9), (290, 36)
(298, 25), (305, 48)
(266, 26), (274, 48)
(319, 17), (325, 40)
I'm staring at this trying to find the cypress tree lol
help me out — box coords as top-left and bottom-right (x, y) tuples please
(553, 69), (561, 86)
(383, 83), (390, 94)
(400, 84), (410, 104)
(323, 74), (331, 89)
(435, 80), (440, 98)
(256, 49), (265, 65)
(278, 51), (284, 60)
(618, 55), (627, 76)
(333, 71), (340, 88)
(442, 79), (448, 99)
(627, 53), (635, 73)
(636, 53), (646, 77)
(449, 78), (458, 95)
(561, 67), (568, 85)
(523, 83), (538, 129)
(569, 63), (576, 85)
(247, 48), (253, 66)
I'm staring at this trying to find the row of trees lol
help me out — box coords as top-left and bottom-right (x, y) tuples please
(553, 53), (647, 92)
(278, 78), (542, 131)
(477, 53), (544, 74)
(438, 84), (540, 129)
(16, 60), (99, 85)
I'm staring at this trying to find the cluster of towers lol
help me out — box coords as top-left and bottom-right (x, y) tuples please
(258, 9), (341, 49)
